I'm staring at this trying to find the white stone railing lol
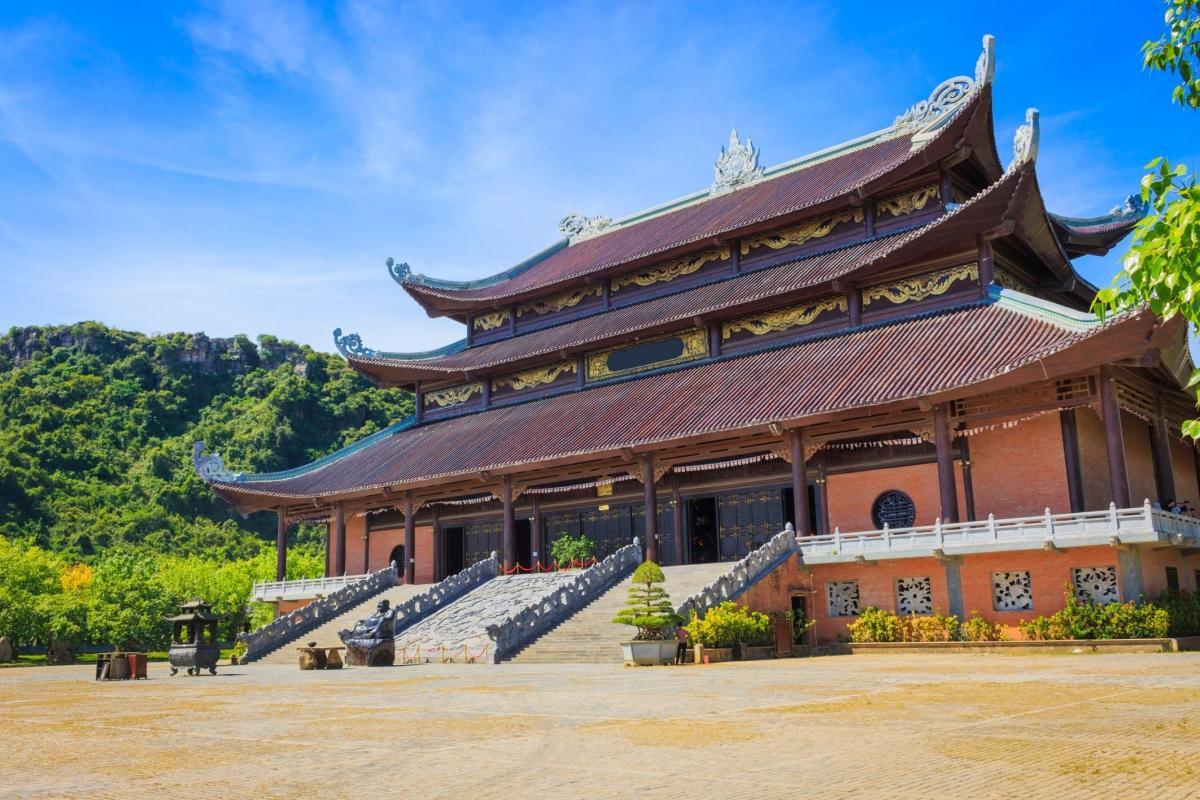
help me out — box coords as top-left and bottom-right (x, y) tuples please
(797, 501), (1200, 563)
(486, 539), (642, 663)
(677, 526), (800, 622)
(251, 572), (375, 602)
(238, 562), (398, 663)
(385, 552), (499, 638)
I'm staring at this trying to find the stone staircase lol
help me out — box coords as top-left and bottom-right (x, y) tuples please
(395, 572), (578, 661)
(505, 563), (732, 664)
(257, 584), (426, 665)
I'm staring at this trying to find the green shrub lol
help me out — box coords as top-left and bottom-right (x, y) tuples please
(961, 612), (1005, 642)
(684, 601), (772, 648)
(848, 608), (1003, 643)
(550, 533), (596, 567)
(1019, 589), (1170, 641)
(847, 607), (906, 643)
(906, 611), (959, 642)
(612, 561), (682, 641)
(1155, 590), (1200, 637)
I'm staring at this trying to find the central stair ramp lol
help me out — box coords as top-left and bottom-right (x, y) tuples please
(242, 554), (498, 664)
(506, 525), (800, 664)
(398, 539), (643, 664)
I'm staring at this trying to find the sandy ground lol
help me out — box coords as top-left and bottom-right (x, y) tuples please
(4, 652), (1200, 798)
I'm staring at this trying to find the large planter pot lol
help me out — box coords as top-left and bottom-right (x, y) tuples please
(620, 640), (677, 666)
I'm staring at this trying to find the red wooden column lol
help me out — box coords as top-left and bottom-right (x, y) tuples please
(324, 522), (332, 577)
(815, 466), (830, 536)
(334, 501), (347, 577)
(403, 492), (416, 584)
(275, 509), (288, 582)
(502, 476), (515, 571)
(362, 517), (371, 575)
(789, 428), (811, 534)
(1151, 400), (1177, 504)
(1059, 409), (1085, 512)
(642, 454), (659, 563)
(530, 496), (542, 566)
(1100, 370), (1131, 507)
(933, 404), (960, 524)
(672, 480), (685, 565)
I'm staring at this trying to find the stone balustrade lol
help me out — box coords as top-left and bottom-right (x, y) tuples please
(251, 573), (372, 602)
(677, 526), (799, 622)
(387, 552), (499, 637)
(485, 539), (642, 663)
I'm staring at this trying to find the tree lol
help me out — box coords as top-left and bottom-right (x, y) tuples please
(611, 561), (682, 641)
(1096, 1), (1200, 435)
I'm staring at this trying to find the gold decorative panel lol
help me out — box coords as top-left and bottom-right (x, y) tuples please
(472, 310), (510, 332)
(722, 296), (848, 340)
(516, 285), (602, 318)
(425, 382), (482, 409)
(492, 361), (577, 392)
(740, 209), (864, 256)
(877, 184), (940, 218)
(994, 268), (1033, 293)
(862, 263), (979, 307)
(586, 329), (709, 381)
(611, 248), (730, 293)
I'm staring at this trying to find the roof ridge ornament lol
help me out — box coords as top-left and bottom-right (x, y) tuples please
(558, 212), (613, 244)
(1111, 194), (1147, 217)
(386, 257), (425, 286)
(893, 34), (995, 147)
(1010, 107), (1040, 169)
(333, 327), (377, 359)
(710, 128), (765, 196)
(192, 442), (241, 484)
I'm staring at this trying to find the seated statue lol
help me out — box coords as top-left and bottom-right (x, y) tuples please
(339, 599), (398, 667)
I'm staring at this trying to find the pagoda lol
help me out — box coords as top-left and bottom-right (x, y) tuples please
(198, 36), (1200, 638)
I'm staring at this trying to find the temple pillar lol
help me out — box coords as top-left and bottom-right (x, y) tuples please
(642, 454), (660, 563)
(1100, 370), (1131, 507)
(334, 502), (347, 577)
(933, 404), (959, 524)
(1151, 402), (1176, 505)
(1118, 546), (1146, 601)
(672, 480), (685, 565)
(1059, 409), (1085, 512)
(815, 466), (830, 536)
(942, 559), (965, 619)
(789, 428), (811, 535)
(275, 510), (288, 582)
(362, 516), (371, 575)
(431, 506), (441, 581)
(959, 436), (976, 522)
(530, 496), (542, 566)
(324, 522), (331, 577)
(502, 476), (515, 571)
(403, 492), (415, 584)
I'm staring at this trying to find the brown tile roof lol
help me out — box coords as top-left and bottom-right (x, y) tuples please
(217, 291), (1150, 501)
(400, 96), (984, 312)
(351, 164), (1027, 382)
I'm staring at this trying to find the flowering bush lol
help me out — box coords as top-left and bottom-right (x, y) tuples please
(684, 602), (772, 648)
(847, 608), (1004, 643)
(1018, 589), (1170, 640)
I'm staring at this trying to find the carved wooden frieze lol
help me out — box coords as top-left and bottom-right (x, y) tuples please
(585, 329), (708, 382)
(862, 263), (979, 307)
(722, 296), (848, 340)
(492, 361), (577, 393)
(516, 285), (602, 318)
(876, 184), (940, 218)
(424, 382), (483, 409)
(472, 310), (510, 332)
(611, 248), (731, 293)
(740, 209), (864, 256)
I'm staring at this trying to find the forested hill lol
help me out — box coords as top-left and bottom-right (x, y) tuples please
(0, 323), (413, 560)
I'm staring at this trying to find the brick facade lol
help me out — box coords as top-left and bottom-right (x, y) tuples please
(826, 463), (966, 531)
(967, 414), (1071, 518)
(342, 515), (436, 582)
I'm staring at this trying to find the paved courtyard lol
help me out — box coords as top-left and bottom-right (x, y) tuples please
(4, 652), (1200, 798)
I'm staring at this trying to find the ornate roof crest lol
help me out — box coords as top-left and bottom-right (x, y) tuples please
(558, 212), (614, 244)
(711, 129), (765, 196)
(1110, 194), (1147, 217)
(333, 327), (377, 359)
(1010, 107), (1040, 168)
(386, 256), (426, 286)
(893, 35), (995, 146)
(192, 442), (242, 484)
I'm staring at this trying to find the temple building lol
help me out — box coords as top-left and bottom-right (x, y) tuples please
(198, 36), (1200, 641)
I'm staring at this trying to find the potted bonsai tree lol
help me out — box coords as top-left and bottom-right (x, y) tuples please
(612, 561), (682, 665)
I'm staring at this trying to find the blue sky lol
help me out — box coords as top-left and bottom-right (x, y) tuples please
(1, 1), (1197, 353)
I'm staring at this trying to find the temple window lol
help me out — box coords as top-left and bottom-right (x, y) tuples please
(992, 571), (1033, 611)
(872, 490), (915, 529)
(895, 576), (933, 615)
(1071, 566), (1119, 605)
(826, 580), (860, 617)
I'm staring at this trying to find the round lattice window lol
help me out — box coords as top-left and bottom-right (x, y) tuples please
(872, 490), (915, 529)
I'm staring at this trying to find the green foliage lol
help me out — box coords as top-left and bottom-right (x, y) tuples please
(0, 322), (411, 650)
(612, 561), (682, 640)
(1154, 589), (1200, 636)
(683, 601), (772, 648)
(1018, 588), (1172, 641)
(846, 608), (1005, 643)
(1096, 5), (1200, 435)
(549, 532), (596, 566)
(1143, 0), (1200, 109)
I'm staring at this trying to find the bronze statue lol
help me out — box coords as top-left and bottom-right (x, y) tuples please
(339, 599), (398, 666)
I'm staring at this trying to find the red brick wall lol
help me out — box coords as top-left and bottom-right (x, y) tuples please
(1076, 407), (1113, 510)
(826, 463), (966, 532)
(1170, 437), (1200, 509)
(1123, 411), (1157, 506)
(967, 414), (1071, 518)
(343, 518), (436, 583)
(1142, 547), (1200, 598)
(274, 598), (314, 618)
